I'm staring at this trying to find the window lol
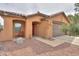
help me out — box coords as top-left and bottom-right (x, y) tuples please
(0, 16), (4, 31)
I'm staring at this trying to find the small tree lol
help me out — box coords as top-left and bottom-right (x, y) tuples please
(61, 23), (79, 36)
(62, 3), (79, 36)
(62, 14), (79, 36)
(74, 3), (79, 13)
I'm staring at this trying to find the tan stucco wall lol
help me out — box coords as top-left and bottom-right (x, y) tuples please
(0, 15), (52, 41)
(36, 20), (52, 38)
(52, 14), (68, 24)
(0, 15), (26, 41)
(51, 14), (69, 37)
(25, 15), (53, 39)
(0, 13), (69, 41)
(25, 19), (32, 39)
(26, 15), (43, 39)
(0, 16), (13, 41)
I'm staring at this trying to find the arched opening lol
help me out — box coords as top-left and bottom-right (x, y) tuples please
(0, 16), (4, 32)
(13, 20), (25, 38)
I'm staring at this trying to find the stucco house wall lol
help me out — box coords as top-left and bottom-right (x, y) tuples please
(51, 12), (69, 24)
(0, 16), (13, 41)
(26, 15), (53, 39)
(35, 20), (52, 38)
(0, 15), (26, 41)
(0, 11), (69, 41)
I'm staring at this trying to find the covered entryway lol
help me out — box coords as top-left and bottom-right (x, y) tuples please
(13, 20), (25, 38)
(53, 21), (64, 37)
(32, 22), (40, 36)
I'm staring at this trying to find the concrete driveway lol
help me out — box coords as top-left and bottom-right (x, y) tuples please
(53, 35), (79, 46)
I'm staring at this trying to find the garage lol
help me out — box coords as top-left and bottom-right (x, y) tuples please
(53, 21), (64, 37)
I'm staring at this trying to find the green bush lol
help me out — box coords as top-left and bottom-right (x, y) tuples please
(62, 23), (79, 36)
(61, 14), (79, 36)
(61, 24), (69, 35)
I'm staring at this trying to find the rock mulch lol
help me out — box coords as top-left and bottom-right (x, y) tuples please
(0, 38), (79, 56)
(39, 45), (79, 56)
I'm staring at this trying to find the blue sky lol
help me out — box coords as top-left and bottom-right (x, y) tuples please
(0, 3), (75, 15)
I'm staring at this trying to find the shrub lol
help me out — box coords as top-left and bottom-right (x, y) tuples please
(61, 23), (69, 35)
(62, 23), (79, 36)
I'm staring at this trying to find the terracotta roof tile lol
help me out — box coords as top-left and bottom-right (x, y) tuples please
(0, 10), (70, 23)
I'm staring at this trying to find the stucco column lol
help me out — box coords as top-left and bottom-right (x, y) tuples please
(25, 20), (32, 39)
(3, 17), (13, 41)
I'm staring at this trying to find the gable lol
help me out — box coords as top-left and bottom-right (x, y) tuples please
(50, 12), (70, 24)
(26, 12), (49, 18)
(26, 12), (49, 22)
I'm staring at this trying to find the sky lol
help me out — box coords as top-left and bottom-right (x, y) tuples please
(0, 3), (75, 15)
(0, 3), (75, 25)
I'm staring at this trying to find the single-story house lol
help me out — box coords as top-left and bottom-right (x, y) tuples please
(0, 10), (69, 41)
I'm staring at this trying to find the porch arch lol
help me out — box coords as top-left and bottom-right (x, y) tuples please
(13, 20), (25, 38)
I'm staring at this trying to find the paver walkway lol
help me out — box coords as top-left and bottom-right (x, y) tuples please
(33, 37), (65, 47)
(33, 35), (79, 47)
